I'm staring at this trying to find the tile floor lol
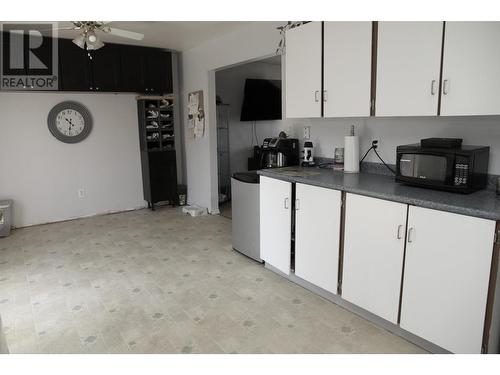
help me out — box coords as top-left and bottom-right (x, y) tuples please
(0, 207), (426, 354)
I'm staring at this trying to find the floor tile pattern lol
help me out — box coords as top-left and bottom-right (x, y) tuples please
(0, 208), (426, 353)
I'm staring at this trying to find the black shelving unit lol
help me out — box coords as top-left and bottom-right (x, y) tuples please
(137, 96), (178, 210)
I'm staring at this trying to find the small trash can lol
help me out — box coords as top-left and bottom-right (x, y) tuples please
(0, 200), (13, 237)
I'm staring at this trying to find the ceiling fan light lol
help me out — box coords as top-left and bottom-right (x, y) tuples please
(87, 31), (97, 43)
(87, 39), (105, 50)
(72, 34), (86, 49)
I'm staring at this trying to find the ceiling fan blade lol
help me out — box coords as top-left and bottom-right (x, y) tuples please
(107, 27), (144, 41)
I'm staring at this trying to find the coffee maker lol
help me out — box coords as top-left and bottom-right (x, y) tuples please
(258, 137), (300, 169)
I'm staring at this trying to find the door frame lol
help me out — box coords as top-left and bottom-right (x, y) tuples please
(207, 53), (284, 214)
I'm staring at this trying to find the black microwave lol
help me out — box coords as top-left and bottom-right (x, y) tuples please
(396, 142), (489, 193)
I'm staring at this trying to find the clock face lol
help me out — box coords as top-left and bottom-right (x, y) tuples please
(47, 101), (93, 143)
(55, 109), (85, 137)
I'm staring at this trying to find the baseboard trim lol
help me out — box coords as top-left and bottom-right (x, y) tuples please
(11, 204), (148, 230)
(264, 263), (450, 354)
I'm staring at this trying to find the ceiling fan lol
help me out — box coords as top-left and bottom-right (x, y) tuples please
(64, 21), (144, 50)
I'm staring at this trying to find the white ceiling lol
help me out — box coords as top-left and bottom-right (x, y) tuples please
(2, 21), (255, 51)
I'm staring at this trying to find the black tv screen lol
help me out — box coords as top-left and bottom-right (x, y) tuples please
(240, 79), (282, 121)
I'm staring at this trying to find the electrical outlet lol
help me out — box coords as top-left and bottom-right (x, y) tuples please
(78, 188), (85, 199)
(372, 138), (381, 149)
(303, 126), (311, 140)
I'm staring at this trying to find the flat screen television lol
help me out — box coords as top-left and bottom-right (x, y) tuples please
(240, 78), (282, 121)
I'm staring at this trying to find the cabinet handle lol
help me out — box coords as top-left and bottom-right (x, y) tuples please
(431, 80), (436, 95)
(323, 90), (328, 102)
(314, 91), (319, 102)
(397, 224), (403, 239)
(443, 79), (449, 95)
(407, 227), (414, 243)
(90, 86), (93, 90)
(295, 199), (300, 210)
(284, 198), (289, 210)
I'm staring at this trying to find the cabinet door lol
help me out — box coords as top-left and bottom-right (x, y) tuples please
(148, 150), (177, 203)
(440, 22), (500, 116)
(342, 194), (407, 323)
(400, 206), (495, 353)
(260, 176), (292, 275)
(90, 44), (121, 92)
(295, 184), (341, 294)
(323, 22), (372, 117)
(376, 22), (443, 116)
(285, 22), (322, 118)
(58, 39), (92, 91)
(145, 50), (172, 94)
(119, 45), (146, 92)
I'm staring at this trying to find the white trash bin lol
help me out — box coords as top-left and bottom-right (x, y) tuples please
(0, 200), (12, 237)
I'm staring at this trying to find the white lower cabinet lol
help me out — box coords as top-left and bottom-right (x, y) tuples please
(400, 206), (495, 353)
(259, 177), (496, 353)
(342, 193), (407, 323)
(295, 183), (341, 294)
(259, 176), (292, 275)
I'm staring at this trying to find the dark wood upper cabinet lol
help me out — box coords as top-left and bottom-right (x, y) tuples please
(119, 45), (146, 92)
(58, 38), (92, 91)
(1, 35), (174, 93)
(90, 44), (121, 92)
(144, 50), (172, 94)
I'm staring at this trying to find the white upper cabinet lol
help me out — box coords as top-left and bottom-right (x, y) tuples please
(376, 22), (443, 116)
(294, 184), (341, 294)
(259, 176), (292, 275)
(285, 22), (322, 118)
(440, 22), (500, 116)
(323, 22), (372, 117)
(342, 194), (407, 324)
(400, 206), (495, 353)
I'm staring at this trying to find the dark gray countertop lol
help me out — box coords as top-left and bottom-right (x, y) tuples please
(257, 166), (500, 221)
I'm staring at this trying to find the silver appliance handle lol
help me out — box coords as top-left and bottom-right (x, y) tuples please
(397, 224), (403, 239)
(407, 227), (414, 243)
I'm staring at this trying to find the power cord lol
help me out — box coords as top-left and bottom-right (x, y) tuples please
(359, 140), (396, 175)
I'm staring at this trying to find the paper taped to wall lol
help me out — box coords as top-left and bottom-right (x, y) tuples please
(187, 90), (205, 139)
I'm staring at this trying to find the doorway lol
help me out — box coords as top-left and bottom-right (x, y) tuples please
(214, 55), (283, 219)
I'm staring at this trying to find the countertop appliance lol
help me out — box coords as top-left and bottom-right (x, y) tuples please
(260, 137), (299, 169)
(231, 171), (262, 262)
(396, 138), (489, 193)
(302, 141), (314, 166)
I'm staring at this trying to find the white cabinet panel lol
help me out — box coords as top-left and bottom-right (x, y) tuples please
(440, 22), (500, 116)
(400, 206), (495, 353)
(376, 22), (443, 116)
(259, 176), (292, 275)
(323, 22), (372, 117)
(342, 194), (407, 323)
(295, 184), (341, 294)
(285, 22), (322, 118)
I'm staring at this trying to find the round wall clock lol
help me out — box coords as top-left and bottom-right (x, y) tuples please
(47, 101), (93, 143)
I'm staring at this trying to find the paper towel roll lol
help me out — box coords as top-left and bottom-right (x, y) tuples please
(344, 135), (360, 173)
